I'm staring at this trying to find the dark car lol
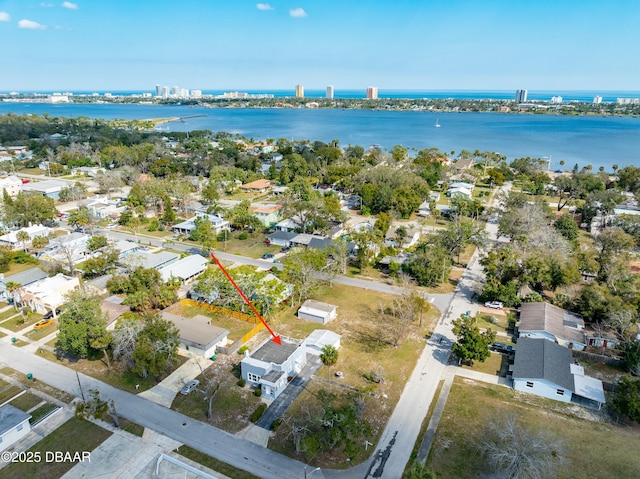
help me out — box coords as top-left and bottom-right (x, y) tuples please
(261, 253), (275, 260)
(491, 342), (513, 354)
(43, 309), (61, 320)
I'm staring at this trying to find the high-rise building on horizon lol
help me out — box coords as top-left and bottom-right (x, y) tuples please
(295, 84), (304, 98)
(155, 84), (161, 97)
(366, 86), (378, 100)
(515, 89), (528, 103)
(326, 85), (334, 99)
(593, 95), (603, 104)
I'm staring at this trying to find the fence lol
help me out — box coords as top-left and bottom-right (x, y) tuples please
(572, 349), (626, 367)
(180, 299), (260, 324)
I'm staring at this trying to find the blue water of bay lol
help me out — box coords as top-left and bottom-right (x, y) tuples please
(1, 102), (638, 170)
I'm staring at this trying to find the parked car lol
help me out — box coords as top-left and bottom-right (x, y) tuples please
(484, 301), (503, 309)
(261, 253), (275, 260)
(33, 318), (55, 330)
(43, 309), (61, 320)
(491, 342), (513, 354)
(180, 379), (200, 395)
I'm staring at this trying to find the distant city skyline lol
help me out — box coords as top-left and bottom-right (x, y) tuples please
(1, 1), (639, 91)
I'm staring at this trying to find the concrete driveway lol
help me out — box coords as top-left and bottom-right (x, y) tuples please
(139, 356), (213, 407)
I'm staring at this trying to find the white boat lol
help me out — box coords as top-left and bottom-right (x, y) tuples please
(434, 118), (441, 128)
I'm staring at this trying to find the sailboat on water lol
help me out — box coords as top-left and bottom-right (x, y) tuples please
(434, 118), (441, 128)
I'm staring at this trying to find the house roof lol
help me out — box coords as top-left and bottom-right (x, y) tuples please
(268, 231), (297, 241)
(158, 254), (208, 282)
(0, 405), (31, 436)
(300, 300), (337, 314)
(21, 178), (68, 193)
(305, 329), (340, 349)
(101, 300), (130, 326)
(250, 337), (302, 365)
(254, 204), (283, 214)
(261, 369), (284, 384)
(4, 267), (48, 286)
(511, 338), (574, 391)
(519, 302), (586, 345)
(240, 179), (271, 190)
(123, 251), (180, 270)
(161, 312), (229, 349)
(571, 364), (605, 404)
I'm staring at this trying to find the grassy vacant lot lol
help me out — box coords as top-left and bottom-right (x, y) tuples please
(267, 283), (441, 468)
(428, 378), (640, 479)
(461, 351), (506, 376)
(220, 233), (280, 259)
(0, 383), (23, 404)
(8, 391), (43, 412)
(1, 418), (112, 479)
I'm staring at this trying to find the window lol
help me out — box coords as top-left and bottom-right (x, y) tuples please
(247, 373), (261, 383)
(525, 381), (534, 388)
(556, 389), (564, 396)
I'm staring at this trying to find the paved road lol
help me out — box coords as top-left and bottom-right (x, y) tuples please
(0, 344), (322, 479)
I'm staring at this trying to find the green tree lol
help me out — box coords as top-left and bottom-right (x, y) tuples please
(131, 314), (180, 379)
(87, 235), (108, 251)
(451, 314), (496, 365)
(67, 207), (91, 231)
(612, 375), (640, 423)
(161, 195), (176, 224)
(402, 462), (436, 479)
(189, 216), (217, 253)
(55, 290), (112, 368)
(2, 191), (58, 227)
(16, 230), (30, 250)
(404, 244), (450, 287)
(554, 213), (580, 241)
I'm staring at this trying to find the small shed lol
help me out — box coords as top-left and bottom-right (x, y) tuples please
(297, 300), (337, 324)
(304, 329), (341, 355)
(0, 404), (31, 451)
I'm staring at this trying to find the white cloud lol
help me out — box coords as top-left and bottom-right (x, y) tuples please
(256, 3), (274, 10)
(62, 1), (78, 9)
(289, 7), (307, 18)
(0, 12), (10, 22)
(18, 19), (46, 30)
(40, 2), (54, 7)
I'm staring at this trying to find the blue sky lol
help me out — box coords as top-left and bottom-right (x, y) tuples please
(1, 0), (639, 92)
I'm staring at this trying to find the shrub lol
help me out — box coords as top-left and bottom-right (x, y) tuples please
(147, 219), (159, 232)
(238, 232), (249, 240)
(254, 388), (262, 397)
(237, 378), (246, 387)
(237, 345), (249, 355)
(250, 403), (267, 422)
(272, 418), (282, 430)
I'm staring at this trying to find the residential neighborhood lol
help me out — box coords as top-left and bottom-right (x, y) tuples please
(0, 115), (638, 479)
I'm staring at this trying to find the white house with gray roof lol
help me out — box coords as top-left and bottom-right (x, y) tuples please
(0, 404), (31, 451)
(241, 337), (307, 401)
(511, 338), (605, 409)
(158, 254), (209, 283)
(518, 302), (587, 350)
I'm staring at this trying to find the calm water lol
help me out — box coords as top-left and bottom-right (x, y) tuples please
(1, 102), (639, 170)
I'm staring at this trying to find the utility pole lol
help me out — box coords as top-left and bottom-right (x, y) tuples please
(76, 370), (85, 402)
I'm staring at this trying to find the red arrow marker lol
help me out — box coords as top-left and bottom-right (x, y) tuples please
(210, 253), (282, 345)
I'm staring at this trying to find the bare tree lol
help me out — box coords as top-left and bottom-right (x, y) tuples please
(480, 414), (565, 479)
(111, 317), (144, 368)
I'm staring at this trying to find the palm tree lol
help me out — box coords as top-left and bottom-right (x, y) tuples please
(16, 230), (30, 251)
(319, 345), (339, 380)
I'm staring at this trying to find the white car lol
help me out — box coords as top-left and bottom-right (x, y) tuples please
(484, 301), (504, 309)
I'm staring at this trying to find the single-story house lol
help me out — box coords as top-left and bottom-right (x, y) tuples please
(307, 237), (357, 256)
(158, 254), (209, 283)
(162, 312), (229, 359)
(21, 178), (68, 199)
(102, 297), (131, 330)
(449, 181), (475, 191)
(267, 230), (297, 248)
(304, 329), (341, 355)
(511, 337), (605, 410)
(0, 176), (22, 197)
(298, 300), (338, 324)
(379, 253), (411, 273)
(121, 251), (180, 271)
(0, 225), (52, 250)
(240, 179), (272, 193)
(290, 233), (324, 247)
(453, 158), (474, 172)
(113, 239), (143, 259)
(586, 331), (619, 350)
(275, 218), (298, 232)
(40, 232), (90, 265)
(15, 273), (80, 317)
(446, 186), (473, 198)
(517, 302), (587, 350)
(253, 204), (283, 227)
(0, 267), (48, 302)
(172, 211), (230, 236)
(385, 227), (420, 249)
(418, 201), (432, 217)
(0, 404), (32, 452)
(241, 336), (307, 400)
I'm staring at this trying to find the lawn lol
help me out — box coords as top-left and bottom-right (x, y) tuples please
(461, 351), (506, 376)
(2, 312), (44, 332)
(8, 391), (43, 412)
(0, 308), (20, 322)
(218, 233), (280, 259)
(427, 378), (640, 479)
(267, 283), (441, 468)
(474, 312), (509, 333)
(0, 384), (23, 404)
(1, 418), (112, 479)
(171, 358), (261, 434)
(0, 367), (75, 403)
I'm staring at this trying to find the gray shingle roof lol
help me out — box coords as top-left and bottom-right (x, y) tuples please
(519, 302), (586, 345)
(511, 338), (574, 391)
(250, 337), (302, 365)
